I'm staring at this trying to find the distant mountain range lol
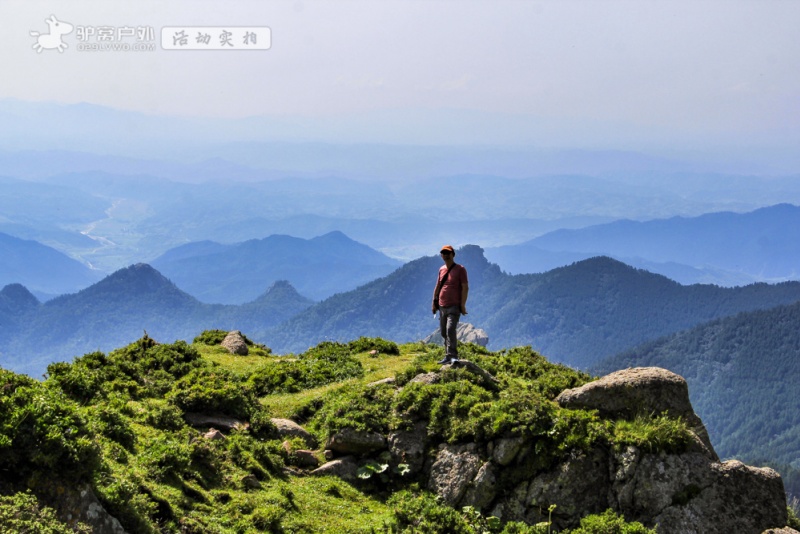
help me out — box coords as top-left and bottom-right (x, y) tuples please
(0, 232), (101, 299)
(151, 231), (403, 303)
(486, 203), (800, 286)
(4, 135), (800, 270)
(0, 265), (312, 377)
(4, 247), (800, 380)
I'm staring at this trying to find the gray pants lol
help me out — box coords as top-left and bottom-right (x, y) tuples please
(439, 305), (461, 358)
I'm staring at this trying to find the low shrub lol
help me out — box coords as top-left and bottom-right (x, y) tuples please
(570, 509), (655, 533)
(0, 491), (91, 533)
(393, 379), (494, 442)
(311, 382), (395, 436)
(385, 490), (480, 534)
(166, 368), (261, 421)
(141, 434), (192, 482)
(193, 329), (230, 345)
(349, 336), (400, 355)
(0, 369), (100, 482)
(248, 341), (363, 395)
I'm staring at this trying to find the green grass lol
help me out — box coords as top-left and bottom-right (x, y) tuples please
(1, 335), (682, 533)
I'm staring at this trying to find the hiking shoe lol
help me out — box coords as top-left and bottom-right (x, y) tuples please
(437, 357), (452, 365)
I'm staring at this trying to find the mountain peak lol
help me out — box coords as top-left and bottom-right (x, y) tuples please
(0, 283), (40, 309)
(85, 263), (183, 297)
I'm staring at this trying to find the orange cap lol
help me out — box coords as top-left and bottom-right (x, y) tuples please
(440, 245), (455, 254)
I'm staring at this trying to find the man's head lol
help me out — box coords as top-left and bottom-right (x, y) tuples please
(440, 245), (455, 262)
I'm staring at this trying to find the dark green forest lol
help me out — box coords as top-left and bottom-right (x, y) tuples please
(266, 247), (800, 369)
(598, 300), (800, 500)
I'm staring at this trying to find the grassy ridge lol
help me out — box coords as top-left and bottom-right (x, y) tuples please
(0, 333), (688, 533)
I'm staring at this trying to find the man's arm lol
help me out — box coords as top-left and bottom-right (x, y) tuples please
(460, 283), (469, 315)
(432, 272), (441, 314)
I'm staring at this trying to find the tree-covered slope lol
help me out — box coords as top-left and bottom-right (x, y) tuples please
(595, 300), (800, 497)
(266, 246), (800, 369)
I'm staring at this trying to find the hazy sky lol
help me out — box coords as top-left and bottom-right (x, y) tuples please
(2, 1), (798, 155)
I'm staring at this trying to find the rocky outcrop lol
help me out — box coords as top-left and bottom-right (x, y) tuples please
(221, 330), (249, 355)
(33, 482), (126, 534)
(556, 367), (716, 457)
(309, 366), (792, 533)
(423, 322), (489, 347)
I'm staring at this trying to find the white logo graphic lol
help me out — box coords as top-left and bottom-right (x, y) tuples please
(31, 15), (74, 53)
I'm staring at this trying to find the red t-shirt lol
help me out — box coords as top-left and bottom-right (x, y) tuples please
(437, 263), (468, 307)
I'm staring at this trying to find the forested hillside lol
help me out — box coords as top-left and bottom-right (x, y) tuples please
(596, 300), (800, 499)
(266, 246), (800, 368)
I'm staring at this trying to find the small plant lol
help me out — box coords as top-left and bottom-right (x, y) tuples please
(570, 508), (655, 533)
(357, 452), (410, 483)
(787, 496), (800, 529)
(612, 411), (692, 454)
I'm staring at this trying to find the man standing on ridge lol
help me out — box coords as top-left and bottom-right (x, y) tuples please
(432, 244), (469, 365)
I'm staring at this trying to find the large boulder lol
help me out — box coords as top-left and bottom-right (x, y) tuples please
(221, 330), (249, 355)
(556, 367), (716, 458)
(610, 447), (788, 534)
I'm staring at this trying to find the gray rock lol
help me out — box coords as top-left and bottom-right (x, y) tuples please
(367, 377), (396, 387)
(63, 484), (126, 534)
(388, 421), (428, 475)
(427, 443), (482, 506)
(409, 371), (441, 385)
(651, 460), (787, 534)
(492, 436), (526, 466)
(525, 448), (611, 529)
(271, 418), (316, 447)
(556, 367), (716, 458)
(461, 461), (498, 510)
(185, 412), (246, 431)
(221, 330), (249, 355)
(609, 445), (788, 534)
(311, 456), (359, 482)
(326, 427), (387, 455)
(203, 428), (226, 440)
(422, 322), (489, 347)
